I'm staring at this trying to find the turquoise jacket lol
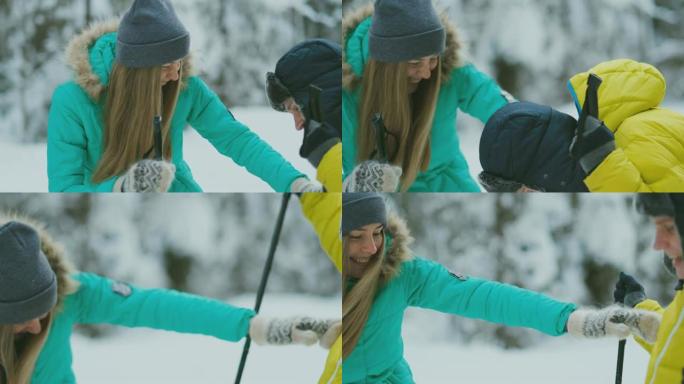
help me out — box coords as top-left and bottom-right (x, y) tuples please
(342, 215), (576, 384)
(47, 21), (304, 192)
(343, 257), (576, 384)
(32, 273), (254, 384)
(342, 10), (508, 192)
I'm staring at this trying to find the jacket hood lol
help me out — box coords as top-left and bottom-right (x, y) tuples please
(480, 101), (589, 192)
(567, 59), (666, 131)
(64, 18), (194, 102)
(342, 4), (462, 91)
(0, 215), (78, 316)
(380, 213), (414, 282)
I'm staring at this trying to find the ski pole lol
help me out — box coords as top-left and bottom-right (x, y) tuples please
(234, 193), (292, 384)
(153, 115), (163, 160)
(614, 274), (626, 384)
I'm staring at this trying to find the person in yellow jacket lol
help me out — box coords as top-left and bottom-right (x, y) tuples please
(613, 194), (684, 384)
(299, 144), (342, 384)
(479, 59), (684, 192)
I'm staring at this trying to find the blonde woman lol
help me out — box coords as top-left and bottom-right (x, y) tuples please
(47, 0), (314, 193)
(341, 193), (662, 383)
(342, 0), (512, 192)
(0, 218), (340, 384)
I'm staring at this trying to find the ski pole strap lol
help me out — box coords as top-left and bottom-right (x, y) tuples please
(572, 73), (603, 158)
(372, 113), (387, 162)
(153, 115), (163, 160)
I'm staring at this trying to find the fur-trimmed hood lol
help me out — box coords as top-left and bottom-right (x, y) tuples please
(342, 3), (463, 90)
(64, 18), (194, 102)
(380, 213), (414, 283)
(0, 215), (78, 317)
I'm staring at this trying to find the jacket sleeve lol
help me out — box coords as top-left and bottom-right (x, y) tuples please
(634, 299), (666, 353)
(451, 64), (509, 124)
(341, 89), (359, 180)
(185, 76), (306, 192)
(47, 84), (117, 192)
(402, 258), (576, 336)
(300, 143), (342, 272)
(72, 272), (255, 342)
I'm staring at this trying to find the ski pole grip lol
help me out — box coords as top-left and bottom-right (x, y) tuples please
(372, 113), (387, 162)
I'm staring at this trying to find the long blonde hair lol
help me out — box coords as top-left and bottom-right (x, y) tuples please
(342, 232), (388, 360)
(92, 61), (182, 183)
(0, 314), (53, 384)
(357, 59), (441, 191)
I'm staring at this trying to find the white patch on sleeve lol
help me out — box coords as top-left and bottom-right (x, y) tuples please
(112, 281), (132, 297)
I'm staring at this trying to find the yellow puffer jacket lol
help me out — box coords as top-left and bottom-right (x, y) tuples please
(634, 282), (684, 384)
(300, 142), (342, 384)
(568, 59), (684, 191)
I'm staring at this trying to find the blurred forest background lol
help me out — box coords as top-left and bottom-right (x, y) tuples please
(0, 0), (341, 141)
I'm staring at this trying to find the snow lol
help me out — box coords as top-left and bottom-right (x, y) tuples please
(404, 337), (650, 384)
(0, 106), (316, 192)
(71, 294), (340, 384)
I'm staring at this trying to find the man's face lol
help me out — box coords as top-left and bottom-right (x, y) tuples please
(517, 185), (540, 192)
(405, 55), (438, 94)
(653, 216), (684, 278)
(283, 97), (305, 130)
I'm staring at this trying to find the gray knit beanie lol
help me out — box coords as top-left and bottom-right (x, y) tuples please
(0, 221), (57, 324)
(369, 0), (445, 63)
(117, 0), (190, 68)
(342, 193), (387, 235)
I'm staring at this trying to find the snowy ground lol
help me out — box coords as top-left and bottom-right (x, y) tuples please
(405, 337), (650, 384)
(0, 106), (316, 192)
(71, 294), (340, 384)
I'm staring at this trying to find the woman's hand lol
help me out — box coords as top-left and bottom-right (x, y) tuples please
(343, 160), (402, 192)
(114, 159), (175, 192)
(249, 315), (341, 349)
(566, 305), (661, 343)
(289, 177), (324, 193)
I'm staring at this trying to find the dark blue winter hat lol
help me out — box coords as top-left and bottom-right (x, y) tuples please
(480, 101), (589, 192)
(270, 39), (342, 133)
(342, 193), (387, 236)
(369, 0), (445, 63)
(0, 221), (57, 324)
(117, 0), (190, 68)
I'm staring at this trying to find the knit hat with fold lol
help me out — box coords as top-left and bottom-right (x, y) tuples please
(0, 221), (57, 324)
(117, 0), (190, 68)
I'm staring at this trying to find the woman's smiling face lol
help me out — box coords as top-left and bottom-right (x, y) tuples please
(345, 223), (384, 278)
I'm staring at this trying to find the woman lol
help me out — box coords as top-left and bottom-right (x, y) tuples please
(341, 192), (661, 383)
(342, 0), (511, 192)
(0, 217), (340, 384)
(47, 0), (312, 193)
(479, 59), (684, 192)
